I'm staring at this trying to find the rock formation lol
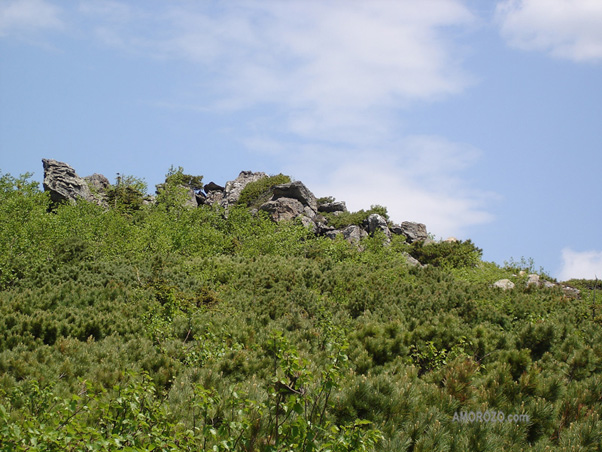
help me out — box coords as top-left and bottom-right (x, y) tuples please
(220, 171), (267, 208)
(43, 159), (97, 205)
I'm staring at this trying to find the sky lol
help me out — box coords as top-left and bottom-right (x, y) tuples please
(0, 0), (601, 280)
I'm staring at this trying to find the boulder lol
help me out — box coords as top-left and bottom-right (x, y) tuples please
(204, 181), (224, 192)
(390, 224), (404, 235)
(84, 173), (110, 193)
(318, 201), (347, 213)
(366, 214), (391, 238)
(444, 237), (459, 243)
(221, 171), (267, 207)
(342, 225), (367, 243)
(260, 197), (308, 222)
(204, 190), (224, 206)
(400, 221), (428, 243)
(42, 159), (96, 204)
(271, 181), (318, 213)
(526, 274), (540, 287)
(403, 252), (423, 267)
(493, 279), (515, 290)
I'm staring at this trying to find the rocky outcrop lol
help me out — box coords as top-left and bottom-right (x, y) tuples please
(221, 171), (267, 208)
(260, 198), (308, 222)
(271, 181), (318, 214)
(399, 222), (428, 243)
(84, 174), (110, 194)
(43, 159), (96, 205)
(366, 214), (391, 238)
(342, 225), (367, 243)
(204, 182), (224, 192)
(318, 201), (347, 213)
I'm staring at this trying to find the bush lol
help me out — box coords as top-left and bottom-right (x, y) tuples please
(236, 173), (291, 208)
(409, 239), (482, 268)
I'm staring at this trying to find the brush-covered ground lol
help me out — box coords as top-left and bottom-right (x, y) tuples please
(1, 171), (601, 451)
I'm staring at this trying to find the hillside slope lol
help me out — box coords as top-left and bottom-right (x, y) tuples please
(0, 166), (601, 451)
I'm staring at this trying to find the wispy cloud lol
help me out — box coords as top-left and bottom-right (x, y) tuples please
(558, 248), (602, 280)
(0, 0), (63, 37)
(496, 0), (602, 62)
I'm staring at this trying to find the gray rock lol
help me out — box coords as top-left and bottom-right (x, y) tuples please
(298, 215), (317, 232)
(542, 280), (556, 289)
(272, 181), (318, 213)
(342, 225), (367, 243)
(318, 201), (347, 213)
(366, 214), (391, 238)
(260, 197), (307, 222)
(221, 171), (267, 207)
(403, 252), (423, 267)
(205, 190), (225, 206)
(42, 159), (96, 204)
(84, 173), (110, 193)
(561, 285), (581, 298)
(400, 221), (428, 243)
(526, 274), (540, 287)
(390, 224), (404, 235)
(493, 279), (515, 290)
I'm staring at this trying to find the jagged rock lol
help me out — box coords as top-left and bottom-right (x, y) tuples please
(204, 181), (224, 192)
(493, 279), (515, 290)
(366, 214), (391, 238)
(195, 191), (207, 205)
(260, 197), (309, 222)
(526, 274), (540, 287)
(84, 173), (110, 193)
(42, 159), (96, 204)
(318, 201), (347, 213)
(343, 225), (367, 243)
(272, 181), (318, 214)
(298, 215), (317, 232)
(390, 224), (403, 235)
(400, 221), (428, 243)
(204, 190), (224, 206)
(221, 171), (267, 208)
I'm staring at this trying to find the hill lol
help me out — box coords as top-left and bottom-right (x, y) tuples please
(0, 161), (601, 451)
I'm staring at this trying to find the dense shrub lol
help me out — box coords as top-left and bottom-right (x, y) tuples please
(1, 170), (601, 450)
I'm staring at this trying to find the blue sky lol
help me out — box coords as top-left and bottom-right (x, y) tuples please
(1, 0), (601, 280)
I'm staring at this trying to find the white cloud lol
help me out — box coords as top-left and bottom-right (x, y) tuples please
(251, 136), (495, 237)
(0, 0), (63, 37)
(558, 248), (602, 280)
(496, 0), (602, 62)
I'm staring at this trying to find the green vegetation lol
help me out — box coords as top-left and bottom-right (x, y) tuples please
(321, 205), (389, 230)
(1, 169), (601, 451)
(237, 173), (291, 208)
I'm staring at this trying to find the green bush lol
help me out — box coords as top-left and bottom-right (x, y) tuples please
(409, 239), (483, 268)
(236, 173), (291, 208)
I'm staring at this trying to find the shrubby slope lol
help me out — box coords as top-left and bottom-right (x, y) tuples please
(0, 169), (601, 451)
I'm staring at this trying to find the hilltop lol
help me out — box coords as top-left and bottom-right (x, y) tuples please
(0, 160), (600, 451)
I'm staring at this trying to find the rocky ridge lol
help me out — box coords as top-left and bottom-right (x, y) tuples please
(41, 159), (579, 295)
